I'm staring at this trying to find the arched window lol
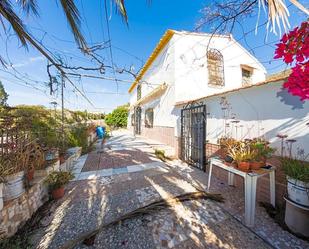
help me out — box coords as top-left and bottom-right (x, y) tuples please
(207, 49), (224, 86)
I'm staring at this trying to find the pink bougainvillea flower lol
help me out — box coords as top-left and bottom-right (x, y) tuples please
(274, 21), (309, 101)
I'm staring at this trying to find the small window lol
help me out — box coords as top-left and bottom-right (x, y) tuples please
(207, 49), (224, 86)
(137, 85), (141, 100)
(242, 67), (253, 86)
(145, 108), (154, 128)
(131, 114), (135, 126)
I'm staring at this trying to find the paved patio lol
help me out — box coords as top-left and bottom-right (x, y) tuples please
(29, 130), (308, 249)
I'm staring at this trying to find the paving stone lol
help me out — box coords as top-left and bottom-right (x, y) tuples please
(112, 167), (128, 175)
(29, 131), (308, 249)
(96, 168), (113, 177)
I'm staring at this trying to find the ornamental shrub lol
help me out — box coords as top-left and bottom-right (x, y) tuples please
(105, 104), (129, 128)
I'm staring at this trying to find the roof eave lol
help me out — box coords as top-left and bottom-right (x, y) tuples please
(128, 30), (175, 93)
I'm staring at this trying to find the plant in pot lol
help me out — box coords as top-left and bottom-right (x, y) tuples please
(0, 144), (31, 201)
(250, 140), (275, 170)
(227, 142), (255, 171)
(58, 147), (67, 165)
(281, 156), (309, 207)
(217, 137), (237, 161)
(38, 130), (60, 162)
(44, 171), (74, 199)
(26, 141), (45, 182)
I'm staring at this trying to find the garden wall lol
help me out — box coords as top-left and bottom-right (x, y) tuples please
(0, 148), (82, 239)
(201, 79), (309, 159)
(0, 177), (48, 238)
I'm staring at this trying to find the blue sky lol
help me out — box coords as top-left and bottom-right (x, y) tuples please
(0, 0), (307, 113)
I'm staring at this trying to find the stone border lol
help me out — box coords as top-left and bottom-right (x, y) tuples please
(72, 161), (167, 181)
(0, 176), (48, 239)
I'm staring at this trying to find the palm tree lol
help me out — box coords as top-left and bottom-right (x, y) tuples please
(0, 0), (127, 64)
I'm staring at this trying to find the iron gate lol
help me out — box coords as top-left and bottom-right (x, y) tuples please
(180, 103), (206, 171)
(134, 106), (142, 135)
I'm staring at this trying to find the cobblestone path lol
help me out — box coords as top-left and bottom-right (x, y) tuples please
(31, 131), (274, 249)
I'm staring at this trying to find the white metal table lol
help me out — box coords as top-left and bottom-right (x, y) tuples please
(208, 158), (276, 227)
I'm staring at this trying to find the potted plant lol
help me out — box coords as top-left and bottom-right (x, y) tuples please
(26, 165), (35, 182)
(26, 142), (45, 182)
(227, 142), (255, 171)
(218, 137), (237, 149)
(59, 147), (67, 165)
(250, 140), (275, 170)
(0, 146), (30, 201)
(38, 130), (60, 161)
(217, 137), (237, 161)
(44, 171), (74, 199)
(281, 157), (309, 207)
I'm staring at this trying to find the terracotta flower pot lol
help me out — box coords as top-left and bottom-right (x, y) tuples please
(27, 168), (35, 182)
(59, 155), (66, 164)
(250, 161), (264, 170)
(238, 161), (250, 171)
(51, 186), (65, 199)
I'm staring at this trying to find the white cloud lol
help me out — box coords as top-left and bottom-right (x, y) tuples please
(10, 56), (44, 69)
(29, 56), (44, 62)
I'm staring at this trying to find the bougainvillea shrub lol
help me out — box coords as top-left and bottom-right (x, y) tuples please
(274, 21), (309, 101)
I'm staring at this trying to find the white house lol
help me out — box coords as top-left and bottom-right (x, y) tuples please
(127, 29), (309, 170)
(128, 30), (265, 153)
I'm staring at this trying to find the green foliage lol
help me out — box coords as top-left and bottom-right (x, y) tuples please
(0, 80), (8, 106)
(12, 105), (60, 148)
(67, 124), (90, 153)
(44, 171), (74, 190)
(155, 149), (171, 162)
(105, 104), (129, 128)
(281, 157), (309, 183)
(1, 105), (100, 154)
(250, 140), (275, 161)
(227, 141), (256, 163)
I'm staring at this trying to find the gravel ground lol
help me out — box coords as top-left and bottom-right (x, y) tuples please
(73, 199), (271, 249)
(29, 132), (276, 249)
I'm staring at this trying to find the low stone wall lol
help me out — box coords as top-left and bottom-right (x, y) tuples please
(0, 147), (82, 240)
(205, 142), (287, 206)
(0, 177), (48, 239)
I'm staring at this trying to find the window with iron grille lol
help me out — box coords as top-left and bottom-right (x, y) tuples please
(207, 49), (224, 86)
(137, 84), (141, 100)
(145, 108), (154, 128)
(241, 67), (253, 86)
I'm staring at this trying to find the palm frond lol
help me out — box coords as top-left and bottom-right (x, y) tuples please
(113, 0), (128, 22)
(289, 0), (309, 15)
(0, 0), (28, 46)
(18, 0), (39, 16)
(260, 0), (290, 34)
(59, 0), (87, 50)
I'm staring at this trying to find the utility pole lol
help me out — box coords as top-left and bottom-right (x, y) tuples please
(61, 73), (65, 149)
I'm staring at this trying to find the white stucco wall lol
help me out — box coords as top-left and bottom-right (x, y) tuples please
(128, 36), (178, 129)
(176, 80), (309, 158)
(173, 32), (266, 103)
